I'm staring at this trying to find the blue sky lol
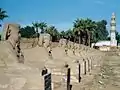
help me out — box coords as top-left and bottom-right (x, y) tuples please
(1, 0), (120, 32)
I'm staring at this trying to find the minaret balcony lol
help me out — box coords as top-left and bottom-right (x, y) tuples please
(110, 23), (116, 26)
(111, 20), (116, 24)
(110, 30), (116, 32)
(111, 26), (115, 29)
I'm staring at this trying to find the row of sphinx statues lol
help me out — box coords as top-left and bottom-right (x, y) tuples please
(0, 23), (92, 64)
(1, 23), (53, 63)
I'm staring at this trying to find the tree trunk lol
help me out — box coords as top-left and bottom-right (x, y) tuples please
(82, 31), (86, 45)
(85, 35), (88, 46)
(89, 32), (92, 47)
(80, 30), (83, 44)
(88, 34), (91, 47)
(74, 37), (76, 43)
(41, 29), (44, 33)
(78, 36), (80, 44)
(78, 31), (81, 44)
(36, 27), (38, 33)
(69, 36), (71, 41)
(86, 30), (90, 46)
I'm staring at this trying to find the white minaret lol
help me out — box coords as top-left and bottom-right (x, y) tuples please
(110, 12), (117, 46)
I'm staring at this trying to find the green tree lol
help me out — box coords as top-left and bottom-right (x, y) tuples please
(20, 26), (36, 38)
(0, 8), (8, 27)
(73, 18), (96, 45)
(116, 32), (120, 43)
(65, 29), (73, 40)
(60, 31), (66, 39)
(38, 22), (47, 33)
(0, 34), (1, 40)
(73, 18), (109, 46)
(32, 22), (40, 39)
(46, 25), (59, 41)
(32, 22), (39, 33)
(95, 20), (109, 41)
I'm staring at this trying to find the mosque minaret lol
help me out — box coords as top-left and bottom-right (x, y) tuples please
(110, 12), (117, 46)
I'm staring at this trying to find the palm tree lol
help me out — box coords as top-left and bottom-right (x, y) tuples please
(73, 18), (85, 44)
(73, 18), (97, 46)
(38, 22), (47, 33)
(31, 22), (40, 47)
(65, 29), (73, 41)
(0, 8), (8, 27)
(60, 31), (66, 39)
(46, 25), (59, 41)
(32, 22), (39, 33)
(84, 19), (97, 46)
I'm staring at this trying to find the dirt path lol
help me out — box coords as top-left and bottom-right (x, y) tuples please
(86, 53), (120, 90)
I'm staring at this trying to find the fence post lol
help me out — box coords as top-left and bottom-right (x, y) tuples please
(44, 73), (52, 90)
(70, 84), (72, 90)
(84, 60), (87, 75)
(67, 68), (71, 90)
(78, 63), (81, 83)
(91, 57), (93, 70)
(87, 59), (90, 72)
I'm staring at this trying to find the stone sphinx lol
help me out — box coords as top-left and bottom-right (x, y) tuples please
(59, 39), (67, 48)
(1, 23), (24, 64)
(38, 33), (51, 48)
(38, 33), (52, 57)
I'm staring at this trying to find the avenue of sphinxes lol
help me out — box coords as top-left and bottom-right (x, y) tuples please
(0, 23), (104, 90)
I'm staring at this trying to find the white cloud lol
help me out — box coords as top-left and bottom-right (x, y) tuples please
(94, 0), (105, 5)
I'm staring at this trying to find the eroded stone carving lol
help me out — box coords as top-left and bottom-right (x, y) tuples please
(39, 33), (53, 57)
(59, 39), (67, 48)
(2, 23), (24, 63)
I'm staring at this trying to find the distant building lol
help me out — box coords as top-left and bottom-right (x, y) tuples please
(95, 41), (111, 46)
(92, 12), (117, 51)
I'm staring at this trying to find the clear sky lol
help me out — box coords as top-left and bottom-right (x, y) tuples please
(1, 0), (120, 32)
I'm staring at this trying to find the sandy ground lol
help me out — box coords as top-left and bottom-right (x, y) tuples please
(1, 40), (120, 90)
(82, 52), (120, 90)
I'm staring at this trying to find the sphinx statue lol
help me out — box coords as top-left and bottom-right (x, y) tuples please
(1, 23), (24, 64)
(59, 39), (67, 48)
(39, 33), (51, 48)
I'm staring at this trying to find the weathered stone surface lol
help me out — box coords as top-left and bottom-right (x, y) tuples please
(59, 39), (67, 48)
(1, 23), (24, 63)
(0, 25), (105, 90)
(38, 33), (51, 48)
